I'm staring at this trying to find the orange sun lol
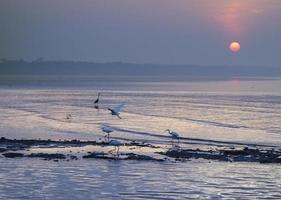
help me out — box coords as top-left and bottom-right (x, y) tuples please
(229, 42), (241, 53)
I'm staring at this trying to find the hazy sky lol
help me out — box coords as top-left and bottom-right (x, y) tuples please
(1, 0), (281, 66)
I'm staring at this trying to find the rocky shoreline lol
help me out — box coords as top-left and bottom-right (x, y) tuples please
(160, 147), (281, 164)
(1, 137), (281, 164)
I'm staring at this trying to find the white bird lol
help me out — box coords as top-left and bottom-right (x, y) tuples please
(101, 126), (115, 142)
(108, 103), (125, 119)
(108, 139), (123, 156)
(165, 129), (180, 144)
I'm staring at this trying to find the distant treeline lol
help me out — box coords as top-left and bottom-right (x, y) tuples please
(0, 59), (280, 80)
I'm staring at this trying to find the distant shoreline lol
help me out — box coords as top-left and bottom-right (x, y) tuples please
(0, 60), (280, 79)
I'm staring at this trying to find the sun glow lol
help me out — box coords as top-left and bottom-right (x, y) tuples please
(229, 42), (241, 53)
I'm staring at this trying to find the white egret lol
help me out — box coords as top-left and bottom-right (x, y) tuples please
(101, 126), (115, 142)
(108, 103), (125, 119)
(165, 129), (180, 144)
(108, 140), (123, 156)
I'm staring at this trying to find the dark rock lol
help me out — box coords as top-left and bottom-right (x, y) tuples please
(221, 147), (260, 156)
(124, 153), (164, 162)
(162, 149), (222, 160)
(161, 147), (281, 164)
(232, 155), (257, 162)
(27, 153), (66, 160)
(259, 154), (281, 164)
(0, 147), (7, 153)
(129, 141), (159, 148)
(0, 138), (99, 148)
(2, 152), (24, 158)
(70, 155), (78, 160)
(83, 152), (164, 161)
(83, 152), (113, 159)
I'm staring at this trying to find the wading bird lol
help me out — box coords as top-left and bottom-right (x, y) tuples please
(94, 93), (101, 109)
(165, 129), (180, 144)
(108, 103), (125, 119)
(108, 140), (123, 157)
(94, 93), (101, 104)
(101, 126), (115, 142)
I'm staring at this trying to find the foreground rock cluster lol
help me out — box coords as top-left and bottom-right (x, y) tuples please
(161, 147), (281, 164)
(1, 137), (281, 164)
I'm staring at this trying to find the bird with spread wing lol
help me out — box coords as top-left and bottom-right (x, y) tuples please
(107, 103), (125, 119)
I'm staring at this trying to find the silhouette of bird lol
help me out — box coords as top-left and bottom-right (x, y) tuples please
(101, 126), (115, 142)
(108, 103), (125, 119)
(94, 93), (101, 104)
(165, 129), (180, 144)
(94, 93), (101, 109)
(108, 140), (123, 156)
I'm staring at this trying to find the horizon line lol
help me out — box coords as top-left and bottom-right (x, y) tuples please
(0, 58), (279, 68)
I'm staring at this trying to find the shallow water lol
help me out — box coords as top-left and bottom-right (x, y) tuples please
(1, 158), (281, 199)
(0, 79), (281, 146)
(1, 77), (281, 199)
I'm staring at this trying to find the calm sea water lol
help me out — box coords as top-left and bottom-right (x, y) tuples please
(1, 76), (281, 199)
(1, 158), (281, 200)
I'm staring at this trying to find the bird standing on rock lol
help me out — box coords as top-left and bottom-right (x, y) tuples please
(108, 140), (123, 157)
(101, 126), (115, 142)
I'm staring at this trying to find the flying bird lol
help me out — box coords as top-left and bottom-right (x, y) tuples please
(165, 129), (180, 144)
(101, 125), (115, 142)
(108, 103), (125, 119)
